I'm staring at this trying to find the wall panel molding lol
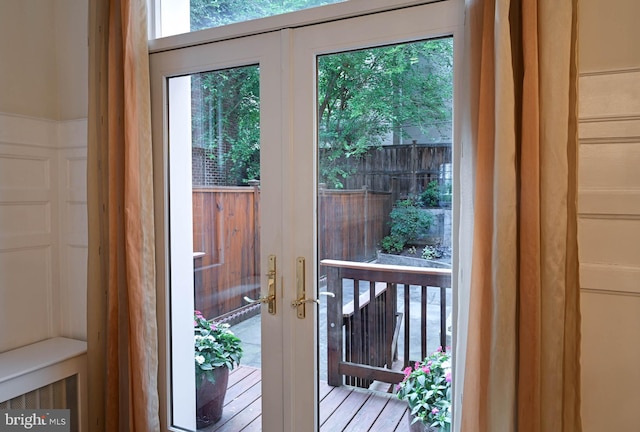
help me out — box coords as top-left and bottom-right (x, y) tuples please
(579, 69), (640, 120)
(0, 113), (57, 149)
(579, 68), (640, 432)
(579, 189), (640, 217)
(581, 263), (640, 295)
(0, 113), (87, 352)
(578, 66), (640, 77)
(57, 121), (87, 340)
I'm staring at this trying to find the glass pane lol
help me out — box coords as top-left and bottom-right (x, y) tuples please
(169, 64), (262, 431)
(158, 0), (346, 37)
(317, 38), (454, 431)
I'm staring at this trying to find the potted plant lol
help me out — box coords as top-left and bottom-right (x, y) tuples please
(194, 310), (243, 428)
(397, 347), (452, 432)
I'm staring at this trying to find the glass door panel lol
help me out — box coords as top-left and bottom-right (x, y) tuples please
(151, 31), (285, 431)
(317, 38), (454, 431)
(289, 2), (460, 430)
(169, 64), (265, 431)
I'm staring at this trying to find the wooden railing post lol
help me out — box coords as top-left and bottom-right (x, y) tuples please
(320, 259), (451, 387)
(326, 265), (343, 386)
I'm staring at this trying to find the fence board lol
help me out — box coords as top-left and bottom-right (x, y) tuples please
(322, 142), (452, 196)
(319, 187), (392, 263)
(193, 186), (260, 319)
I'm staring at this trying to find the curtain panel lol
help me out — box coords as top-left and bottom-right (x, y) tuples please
(87, 0), (160, 430)
(460, 0), (581, 431)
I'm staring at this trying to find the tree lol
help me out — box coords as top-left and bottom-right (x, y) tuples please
(189, 2), (453, 187)
(191, 66), (260, 185)
(191, 0), (334, 30)
(317, 39), (453, 187)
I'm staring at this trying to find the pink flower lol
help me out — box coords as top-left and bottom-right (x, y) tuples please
(446, 372), (452, 383)
(436, 346), (443, 352)
(432, 407), (439, 415)
(403, 367), (413, 377)
(414, 361), (421, 370)
(422, 366), (430, 374)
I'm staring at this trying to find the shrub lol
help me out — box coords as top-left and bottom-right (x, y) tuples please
(420, 180), (441, 208)
(381, 199), (432, 253)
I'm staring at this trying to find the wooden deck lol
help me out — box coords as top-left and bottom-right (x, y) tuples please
(201, 365), (410, 432)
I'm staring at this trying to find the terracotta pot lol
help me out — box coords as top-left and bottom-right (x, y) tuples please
(196, 366), (230, 429)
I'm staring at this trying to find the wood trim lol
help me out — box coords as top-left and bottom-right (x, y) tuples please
(338, 361), (405, 385)
(578, 189), (640, 217)
(580, 263), (640, 295)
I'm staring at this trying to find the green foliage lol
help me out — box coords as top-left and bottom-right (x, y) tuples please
(422, 245), (446, 260)
(191, 0), (335, 30)
(194, 310), (243, 388)
(318, 39), (453, 188)
(420, 180), (440, 208)
(397, 349), (452, 431)
(192, 66), (260, 185)
(189, 1), (453, 188)
(381, 199), (432, 253)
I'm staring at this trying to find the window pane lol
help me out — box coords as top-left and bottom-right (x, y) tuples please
(317, 37), (454, 427)
(168, 64), (263, 431)
(158, 0), (346, 37)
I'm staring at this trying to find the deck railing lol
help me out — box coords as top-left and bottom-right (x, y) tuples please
(321, 259), (452, 388)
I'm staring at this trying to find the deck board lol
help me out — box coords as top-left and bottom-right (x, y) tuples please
(200, 365), (409, 431)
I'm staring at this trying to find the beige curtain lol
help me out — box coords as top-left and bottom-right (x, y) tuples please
(87, 0), (159, 430)
(460, 0), (581, 431)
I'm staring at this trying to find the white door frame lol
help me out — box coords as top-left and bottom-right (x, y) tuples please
(151, 31), (286, 431)
(287, 2), (462, 430)
(150, 1), (463, 430)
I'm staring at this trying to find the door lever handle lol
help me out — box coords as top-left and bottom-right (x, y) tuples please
(291, 258), (335, 318)
(244, 254), (276, 315)
(291, 291), (335, 307)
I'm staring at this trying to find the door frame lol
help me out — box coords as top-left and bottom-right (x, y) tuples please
(287, 3), (462, 430)
(150, 1), (463, 430)
(151, 30), (286, 431)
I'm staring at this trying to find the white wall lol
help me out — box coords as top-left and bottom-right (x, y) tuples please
(579, 1), (640, 431)
(0, 0), (88, 121)
(0, 0), (88, 353)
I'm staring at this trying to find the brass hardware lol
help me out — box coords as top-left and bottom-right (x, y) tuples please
(243, 254), (276, 315)
(294, 257), (307, 319)
(291, 257), (335, 319)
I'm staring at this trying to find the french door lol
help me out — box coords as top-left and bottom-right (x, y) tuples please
(151, 2), (461, 431)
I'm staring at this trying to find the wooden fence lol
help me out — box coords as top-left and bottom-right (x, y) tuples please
(321, 142), (451, 198)
(193, 184), (261, 319)
(193, 184), (392, 319)
(318, 186), (392, 263)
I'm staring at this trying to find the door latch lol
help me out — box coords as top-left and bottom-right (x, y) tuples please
(244, 254), (277, 315)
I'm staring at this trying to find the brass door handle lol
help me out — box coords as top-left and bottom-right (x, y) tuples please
(291, 257), (335, 319)
(243, 255), (276, 315)
(291, 292), (335, 306)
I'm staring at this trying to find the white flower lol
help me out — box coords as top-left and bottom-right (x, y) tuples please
(195, 355), (205, 364)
